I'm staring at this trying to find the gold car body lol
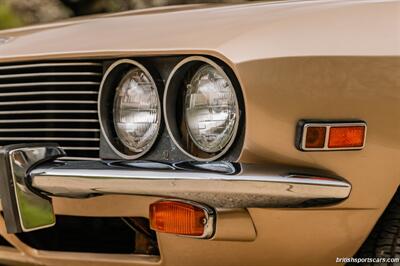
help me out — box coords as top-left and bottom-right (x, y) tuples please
(0, 0), (399, 265)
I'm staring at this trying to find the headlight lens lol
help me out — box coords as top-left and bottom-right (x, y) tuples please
(113, 67), (161, 153)
(184, 64), (239, 153)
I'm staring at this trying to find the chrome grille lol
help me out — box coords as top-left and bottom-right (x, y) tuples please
(0, 61), (102, 160)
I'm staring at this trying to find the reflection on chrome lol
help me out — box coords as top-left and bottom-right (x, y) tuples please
(0, 144), (65, 233)
(0, 144), (352, 233)
(111, 160), (175, 170)
(174, 161), (239, 174)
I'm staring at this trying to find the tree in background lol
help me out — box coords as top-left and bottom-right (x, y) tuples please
(0, 0), (249, 30)
(0, 0), (71, 29)
(58, 0), (245, 15)
(0, 1), (21, 29)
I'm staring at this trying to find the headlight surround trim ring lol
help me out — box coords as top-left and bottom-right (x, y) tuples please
(163, 56), (241, 161)
(98, 59), (162, 160)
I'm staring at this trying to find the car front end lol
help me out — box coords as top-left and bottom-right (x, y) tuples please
(0, 1), (399, 265)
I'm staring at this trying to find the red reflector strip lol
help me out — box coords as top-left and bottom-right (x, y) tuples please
(149, 200), (214, 238)
(328, 126), (365, 148)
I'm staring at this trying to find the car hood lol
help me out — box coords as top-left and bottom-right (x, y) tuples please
(0, 0), (397, 64)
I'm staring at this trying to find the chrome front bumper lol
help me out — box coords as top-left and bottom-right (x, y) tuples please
(0, 144), (351, 233)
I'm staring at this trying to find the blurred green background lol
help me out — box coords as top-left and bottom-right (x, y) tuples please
(0, 0), (261, 30)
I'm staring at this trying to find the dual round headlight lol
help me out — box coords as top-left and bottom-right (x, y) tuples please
(113, 67), (160, 153)
(99, 59), (161, 159)
(184, 64), (239, 154)
(100, 57), (240, 160)
(164, 56), (240, 161)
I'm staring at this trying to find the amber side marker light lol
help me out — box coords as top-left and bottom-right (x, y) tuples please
(149, 200), (215, 239)
(328, 126), (365, 148)
(299, 121), (367, 151)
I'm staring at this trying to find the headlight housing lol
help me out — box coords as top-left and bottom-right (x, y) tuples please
(113, 67), (161, 153)
(184, 65), (238, 153)
(164, 56), (241, 161)
(99, 59), (161, 159)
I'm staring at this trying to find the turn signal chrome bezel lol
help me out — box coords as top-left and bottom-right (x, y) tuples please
(296, 121), (367, 151)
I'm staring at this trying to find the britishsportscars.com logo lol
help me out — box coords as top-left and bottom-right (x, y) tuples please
(337, 257), (400, 264)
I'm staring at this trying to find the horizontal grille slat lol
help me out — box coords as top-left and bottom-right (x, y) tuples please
(0, 119), (98, 123)
(62, 147), (100, 150)
(0, 60), (102, 160)
(0, 72), (102, 79)
(0, 62), (102, 71)
(0, 91), (98, 97)
(0, 110), (98, 114)
(0, 128), (100, 132)
(0, 82), (100, 88)
(0, 100), (97, 106)
(0, 137), (99, 141)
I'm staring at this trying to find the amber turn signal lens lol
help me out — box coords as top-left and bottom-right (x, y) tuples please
(305, 127), (326, 148)
(328, 126), (365, 148)
(149, 200), (207, 236)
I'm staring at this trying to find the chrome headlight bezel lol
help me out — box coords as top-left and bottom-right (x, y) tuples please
(98, 59), (161, 159)
(164, 56), (241, 161)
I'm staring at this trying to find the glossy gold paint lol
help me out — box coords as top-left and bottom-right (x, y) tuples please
(0, 0), (399, 265)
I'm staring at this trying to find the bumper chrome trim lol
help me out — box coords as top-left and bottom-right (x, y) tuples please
(0, 144), (65, 233)
(30, 160), (351, 208)
(0, 144), (351, 233)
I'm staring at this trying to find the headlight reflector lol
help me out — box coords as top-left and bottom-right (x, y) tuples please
(184, 65), (239, 153)
(113, 67), (161, 153)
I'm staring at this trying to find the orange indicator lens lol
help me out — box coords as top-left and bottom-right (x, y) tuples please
(328, 126), (365, 148)
(149, 201), (206, 236)
(305, 127), (326, 148)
